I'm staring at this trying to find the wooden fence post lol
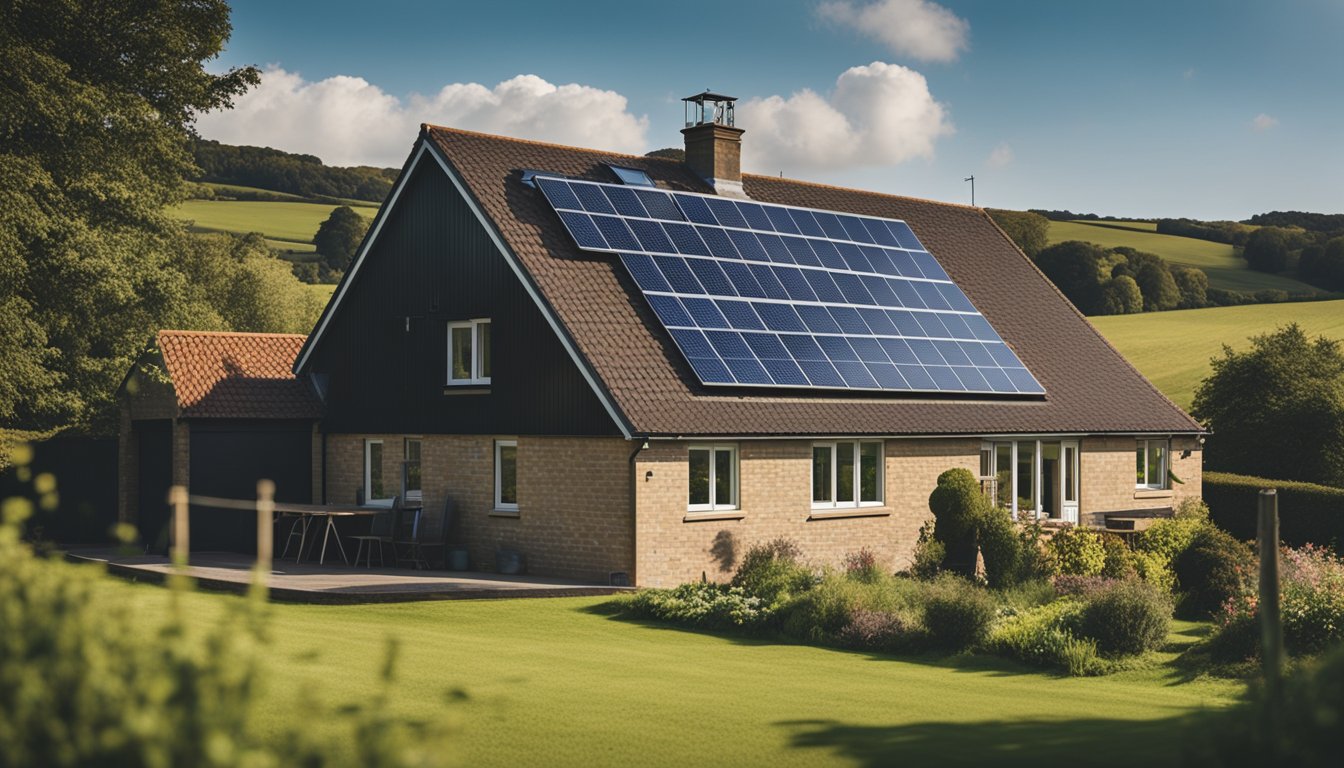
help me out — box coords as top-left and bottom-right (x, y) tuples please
(256, 479), (275, 586)
(1257, 488), (1284, 743)
(168, 485), (189, 568)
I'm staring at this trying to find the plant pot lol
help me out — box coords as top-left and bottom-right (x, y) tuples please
(449, 548), (470, 572)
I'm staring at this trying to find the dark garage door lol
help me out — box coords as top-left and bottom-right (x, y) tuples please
(189, 421), (313, 553)
(136, 419), (174, 554)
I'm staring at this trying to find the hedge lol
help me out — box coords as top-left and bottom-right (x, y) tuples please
(1204, 472), (1344, 551)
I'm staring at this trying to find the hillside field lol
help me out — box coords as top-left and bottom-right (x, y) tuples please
(170, 199), (378, 245)
(1048, 220), (1318, 296)
(1092, 299), (1344, 410)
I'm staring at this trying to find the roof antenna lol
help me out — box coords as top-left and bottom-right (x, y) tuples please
(964, 175), (976, 207)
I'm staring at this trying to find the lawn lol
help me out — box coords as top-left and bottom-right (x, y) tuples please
(170, 199), (378, 245)
(1048, 220), (1319, 296)
(1093, 299), (1344, 410)
(117, 580), (1240, 767)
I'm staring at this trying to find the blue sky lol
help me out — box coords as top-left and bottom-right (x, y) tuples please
(203, 0), (1343, 220)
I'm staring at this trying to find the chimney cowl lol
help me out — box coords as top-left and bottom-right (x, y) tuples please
(681, 91), (746, 198)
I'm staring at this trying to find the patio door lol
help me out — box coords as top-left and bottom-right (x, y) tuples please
(1060, 441), (1080, 524)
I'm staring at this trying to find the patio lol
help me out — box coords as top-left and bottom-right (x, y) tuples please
(68, 549), (628, 604)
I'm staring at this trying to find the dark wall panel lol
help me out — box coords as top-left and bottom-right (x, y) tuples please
(0, 435), (118, 545)
(189, 421), (313, 553)
(310, 157), (621, 436)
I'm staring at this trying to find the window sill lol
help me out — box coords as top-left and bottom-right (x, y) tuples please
(488, 508), (520, 519)
(1133, 489), (1173, 500)
(808, 506), (892, 521)
(443, 386), (490, 396)
(683, 510), (746, 523)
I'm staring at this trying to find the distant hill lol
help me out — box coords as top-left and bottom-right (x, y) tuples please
(191, 139), (398, 203)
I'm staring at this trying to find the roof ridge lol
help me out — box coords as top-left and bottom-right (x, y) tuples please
(423, 124), (681, 164)
(743, 172), (980, 212)
(157, 329), (308, 340)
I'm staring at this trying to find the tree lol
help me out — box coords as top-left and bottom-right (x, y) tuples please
(988, 209), (1050, 258)
(1242, 227), (1302, 273)
(1133, 262), (1180, 311)
(1098, 275), (1143, 314)
(1191, 324), (1344, 487)
(178, 233), (325, 335)
(1298, 237), (1344, 292)
(1171, 265), (1209, 309)
(1033, 241), (1109, 314)
(313, 206), (368, 275)
(0, 1), (258, 429)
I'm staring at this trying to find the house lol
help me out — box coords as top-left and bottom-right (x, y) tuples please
(117, 330), (322, 551)
(120, 93), (1203, 586)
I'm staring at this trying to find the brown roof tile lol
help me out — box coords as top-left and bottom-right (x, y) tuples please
(415, 125), (1199, 437)
(158, 331), (321, 420)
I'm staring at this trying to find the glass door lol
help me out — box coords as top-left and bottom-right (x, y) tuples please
(1061, 441), (1080, 523)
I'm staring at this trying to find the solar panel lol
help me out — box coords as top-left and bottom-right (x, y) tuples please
(534, 175), (1044, 395)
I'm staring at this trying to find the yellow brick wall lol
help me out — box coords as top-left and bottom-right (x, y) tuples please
(1079, 435), (1203, 525)
(632, 438), (981, 588)
(325, 434), (633, 582)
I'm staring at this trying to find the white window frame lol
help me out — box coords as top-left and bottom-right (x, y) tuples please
(363, 439), (393, 504)
(688, 444), (739, 512)
(448, 318), (491, 385)
(494, 439), (519, 511)
(811, 441), (884, 509)
(1136, 438), (1169, 490)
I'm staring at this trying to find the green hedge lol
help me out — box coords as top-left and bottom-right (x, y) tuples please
(1204, 472), (1344, 550)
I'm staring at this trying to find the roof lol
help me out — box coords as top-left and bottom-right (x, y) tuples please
(311, 124), (1201, 437)
(156, 331), (322, 420)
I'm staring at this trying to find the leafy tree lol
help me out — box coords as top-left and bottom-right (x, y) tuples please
(1171, 265), (1209, 309)
(1033, 241), (1109, 314)
(1191, 324), (1344, 487)
(988, 209), (1050, 258)
(179, 233), (325, 334)
(313, 206), (368, 274)
(1242, 227), (1304, 273)
(1133, 261), (1180, 311)
(192, 139), (396, 202)
(1298, 237), (1344, 292)
(0, 0), (258, 429)
(1098, 275), (1143, 314)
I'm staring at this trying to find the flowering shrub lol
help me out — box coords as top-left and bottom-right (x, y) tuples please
(1048, 527), (1106, 576)
(731, 538), (815, 608)
(1052, 574), (1122, 599)
(842, 547), (885, 584)
(1216, 544), (1344, 656)
(626, 582), (770, 629)
(834, 609), (913, 653)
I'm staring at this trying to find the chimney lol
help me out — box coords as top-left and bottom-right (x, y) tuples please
(681, 91), (746, 198)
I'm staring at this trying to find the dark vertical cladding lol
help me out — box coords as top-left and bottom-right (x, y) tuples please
(309, 154), (620, 436)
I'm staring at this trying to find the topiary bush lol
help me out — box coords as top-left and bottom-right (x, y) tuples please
(1171, 526), (1255, 617)
(1077, 579), (1172, 657)
(928, 469), (987, 578)
(921, 574), (996, 652)
(731, 538), (815, 607)
(1049, 527), (1106, 576)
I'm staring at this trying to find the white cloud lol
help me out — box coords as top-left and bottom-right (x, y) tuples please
(195, 67), (649, 167)
(1250, 113), (1278, 133)
(987, 142), (1014, 169)
(737, 61), (953, 174)
(818, 0), (969, 63)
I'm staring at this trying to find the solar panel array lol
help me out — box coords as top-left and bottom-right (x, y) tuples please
(534, 175), (1044, 395)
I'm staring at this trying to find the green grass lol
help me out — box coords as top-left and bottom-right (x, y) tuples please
(170, 199), (378, 245)
(116, 580), (1240, 767)
(1048, 220), (1319, 296)
(1093, 299), (1344, 410)
(305, 283), (336, 303)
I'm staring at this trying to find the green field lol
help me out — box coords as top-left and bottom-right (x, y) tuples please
(305, 283), (336, 303)
(1048, 220), (1318, 296)
(171, 199), (378, 245)
(1094, 299), (1344, 410)
(119, 581), (1238, 767)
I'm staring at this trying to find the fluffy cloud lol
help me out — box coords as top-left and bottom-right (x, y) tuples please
(818, 0), (969, 63)
(1250, 113), (1278, 133)
(737, 61), (953, 174)
(195, 67), (649, 167)
(987, 142), (1014, 169)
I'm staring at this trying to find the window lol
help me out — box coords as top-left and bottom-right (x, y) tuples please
(812, 441), (883, 508)
(606, 164), (655, 187)
(494, 440), (518, 510)
(404, 438), (422, 502)
(1136, 439), (1168, 489)
(688, 445), (738, 511)
(363, 439), (389, 503)
(449, 319), (491, 385)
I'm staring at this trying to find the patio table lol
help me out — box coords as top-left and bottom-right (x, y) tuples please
(274, 502), (383, 566)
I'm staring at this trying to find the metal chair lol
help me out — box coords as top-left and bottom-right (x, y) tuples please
(348, 504), (396, 568)
(408, 501), (450, 570)
(392, 501), (422, 568)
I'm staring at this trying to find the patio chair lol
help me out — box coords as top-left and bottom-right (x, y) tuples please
(348, 504), (396, 568)
(409, 499), (452, 570)
(392, 499), (422, 568)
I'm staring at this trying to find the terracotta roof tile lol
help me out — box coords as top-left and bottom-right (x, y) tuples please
(413, 125), (1200, 437)
(157, 331), (321, 420)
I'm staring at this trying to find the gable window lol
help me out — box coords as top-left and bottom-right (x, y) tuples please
(449, 319), (491, 385)
(494, 439), (518, 511)
(606, 164), (655, 187)
(404, 438), (422, 502)
(363, 439), (391, 504)
(1136, 439), (1169, 490)
(688, 445), (738, 511)
(812, 441), (883, 508)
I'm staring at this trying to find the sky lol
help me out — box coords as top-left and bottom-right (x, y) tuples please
(200, 0), (1344, 220)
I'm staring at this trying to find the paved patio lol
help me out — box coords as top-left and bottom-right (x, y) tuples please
(68, 549), (629, 603)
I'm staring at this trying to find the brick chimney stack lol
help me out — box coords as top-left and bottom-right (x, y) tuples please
(681, 91), (746, 198)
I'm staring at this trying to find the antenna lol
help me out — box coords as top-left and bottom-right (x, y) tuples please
(964, 175), (976, 207)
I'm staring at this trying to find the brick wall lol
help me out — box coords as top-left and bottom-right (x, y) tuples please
(632, 438), (980, 588)
(324, 434), (632, 582)
(1079, 435), (1202, 526)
